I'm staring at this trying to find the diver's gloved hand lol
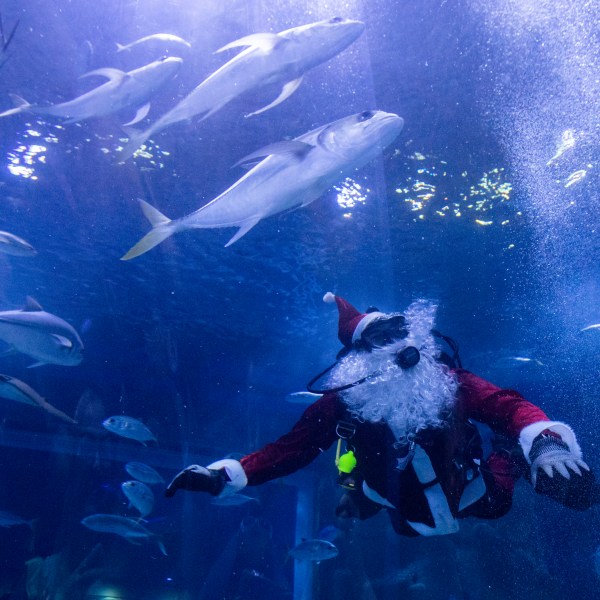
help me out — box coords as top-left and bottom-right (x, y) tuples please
(165, 464), (229, 498)
(529, 432), (590, 488)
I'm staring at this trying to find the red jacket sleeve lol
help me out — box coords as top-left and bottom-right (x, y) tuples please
(240, 394), (341, 486)
(456, 369), (550, 438)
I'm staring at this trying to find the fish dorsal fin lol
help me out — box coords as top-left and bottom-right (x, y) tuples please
(233, 140), (313, 169)
(245, 76), (304, 118)
(80, 68), (130, 85)
(23, 296), (43, 312)
(215, 32), (284, 54)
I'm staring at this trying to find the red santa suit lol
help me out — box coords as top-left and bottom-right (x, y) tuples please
(201, 294), (588, 536)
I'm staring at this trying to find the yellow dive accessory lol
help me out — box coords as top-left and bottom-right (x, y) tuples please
(335, 439), (357, 474)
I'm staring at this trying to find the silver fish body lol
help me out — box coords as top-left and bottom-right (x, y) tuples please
(289, 539), (338, 562)
(125, 461), (165, 485)
(122, 110), (403, 259)
(117, 34), (191, 52)
(121, 480), (155, 517)
(0, 231), (36, 256)
(81, 513), (166, 554)
(121, 17), (365, 159)
(0, 297), (84, 366)
(0, 373), (76, 423)
(102, 416), (157, 444)
(0, 57), (182, 123)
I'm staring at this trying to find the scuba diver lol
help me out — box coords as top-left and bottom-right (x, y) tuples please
(165, 293), (599, 537)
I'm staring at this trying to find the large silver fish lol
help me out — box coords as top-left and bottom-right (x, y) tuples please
(81, 514), (166, 554)
(0, 373), (76, 423)
(0, 231), (36, 256)
(0, 56), (182, 125)
(0, 297), (84, 367)
(120, 17), (365, 159)
(117, 34), (191, 52)
(121, 110), (403, 259)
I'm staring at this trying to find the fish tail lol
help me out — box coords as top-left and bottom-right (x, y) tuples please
(157, 537), (168, 556)
(0, 93), (31, 117)
(121, 199), (174, 260)
(116, 42), (127, 52)
(119, 125), (153, 162)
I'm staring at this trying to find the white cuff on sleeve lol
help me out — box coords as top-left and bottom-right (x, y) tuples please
(207, 458), (248, 497)
(519, 421), (582, 464)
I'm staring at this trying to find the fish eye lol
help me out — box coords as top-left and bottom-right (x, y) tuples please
(358, 111), (374, 122)
(329, 17), (344, 23)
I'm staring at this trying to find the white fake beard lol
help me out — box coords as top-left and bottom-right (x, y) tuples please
(327, 300), (458, 441)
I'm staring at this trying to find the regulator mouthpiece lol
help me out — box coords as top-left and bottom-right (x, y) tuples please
(395, 346), (420, 369)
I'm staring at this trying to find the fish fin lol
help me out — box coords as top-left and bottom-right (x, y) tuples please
(116, 42), (127, 52)
(23, 296), (43, 311)
(0, 93), (30, 118)
(233, 140), (313, 168)
(50, 334), (73, 348)
(121, 200), (173, 260)
(157, 538), (168, 556)
(1, 17), (18, 52)
(27, 362), (47, 368)
(80, 67), (130, 85)
(122, 102), (151, 127)
(245, 76), (304, 118)
(119, 126), (153, 162)
(215, 32), (284, 54)
(224, 218), (261, 247)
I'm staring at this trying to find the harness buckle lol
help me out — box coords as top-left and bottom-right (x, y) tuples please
(336, 420), (356, 440)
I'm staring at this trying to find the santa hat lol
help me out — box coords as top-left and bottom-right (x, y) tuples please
(323, 292), (386, 347)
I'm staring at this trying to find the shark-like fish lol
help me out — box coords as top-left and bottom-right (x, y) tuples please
(121, 110), (403, 259)
(0, 56), (182, 125)
(0, 373), (76, 423)
(120, 17), (365, 159)
(0, 297), (84, 366)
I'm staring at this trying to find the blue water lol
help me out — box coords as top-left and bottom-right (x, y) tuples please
(0, 0), (598, 598)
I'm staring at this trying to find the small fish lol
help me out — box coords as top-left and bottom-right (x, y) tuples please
(0, 57), (182, 125)
(117, 34), (192, 52)
(120, 17), (365, 160)
(0, 231), (36, 256)
(580, 323), (600, 332)
(125, 461), (165, 485)
(210, 494), (259, 507)
(0, 510), (32, 528)
(122, 110), (403, 259)
(495, 356), (544, 368)
(121, 480), (155, 517)
(103, 416), (157, 445)
(81, 513), (166, 554)
(0, 373), (76, 424)
(285, 391), (322, 405)
(288, 538), (338, 562)
(0, 297), (84, 367)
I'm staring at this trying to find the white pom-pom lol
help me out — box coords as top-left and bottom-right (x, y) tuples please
(323, 292), (336, 303)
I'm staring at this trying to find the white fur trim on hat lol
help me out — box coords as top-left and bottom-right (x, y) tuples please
(351, 312), (386, 344)
(207, 458), (248, 497)
(519, 421), (581, 464)
(323, 292), (336, 303)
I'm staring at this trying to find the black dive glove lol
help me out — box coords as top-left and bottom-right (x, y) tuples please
(165, 465), (228, 498)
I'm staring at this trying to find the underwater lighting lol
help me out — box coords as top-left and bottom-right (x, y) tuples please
(394, 152), (516, 227)
(334, 177), (371, 218)
(6, 124), (57, 180)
